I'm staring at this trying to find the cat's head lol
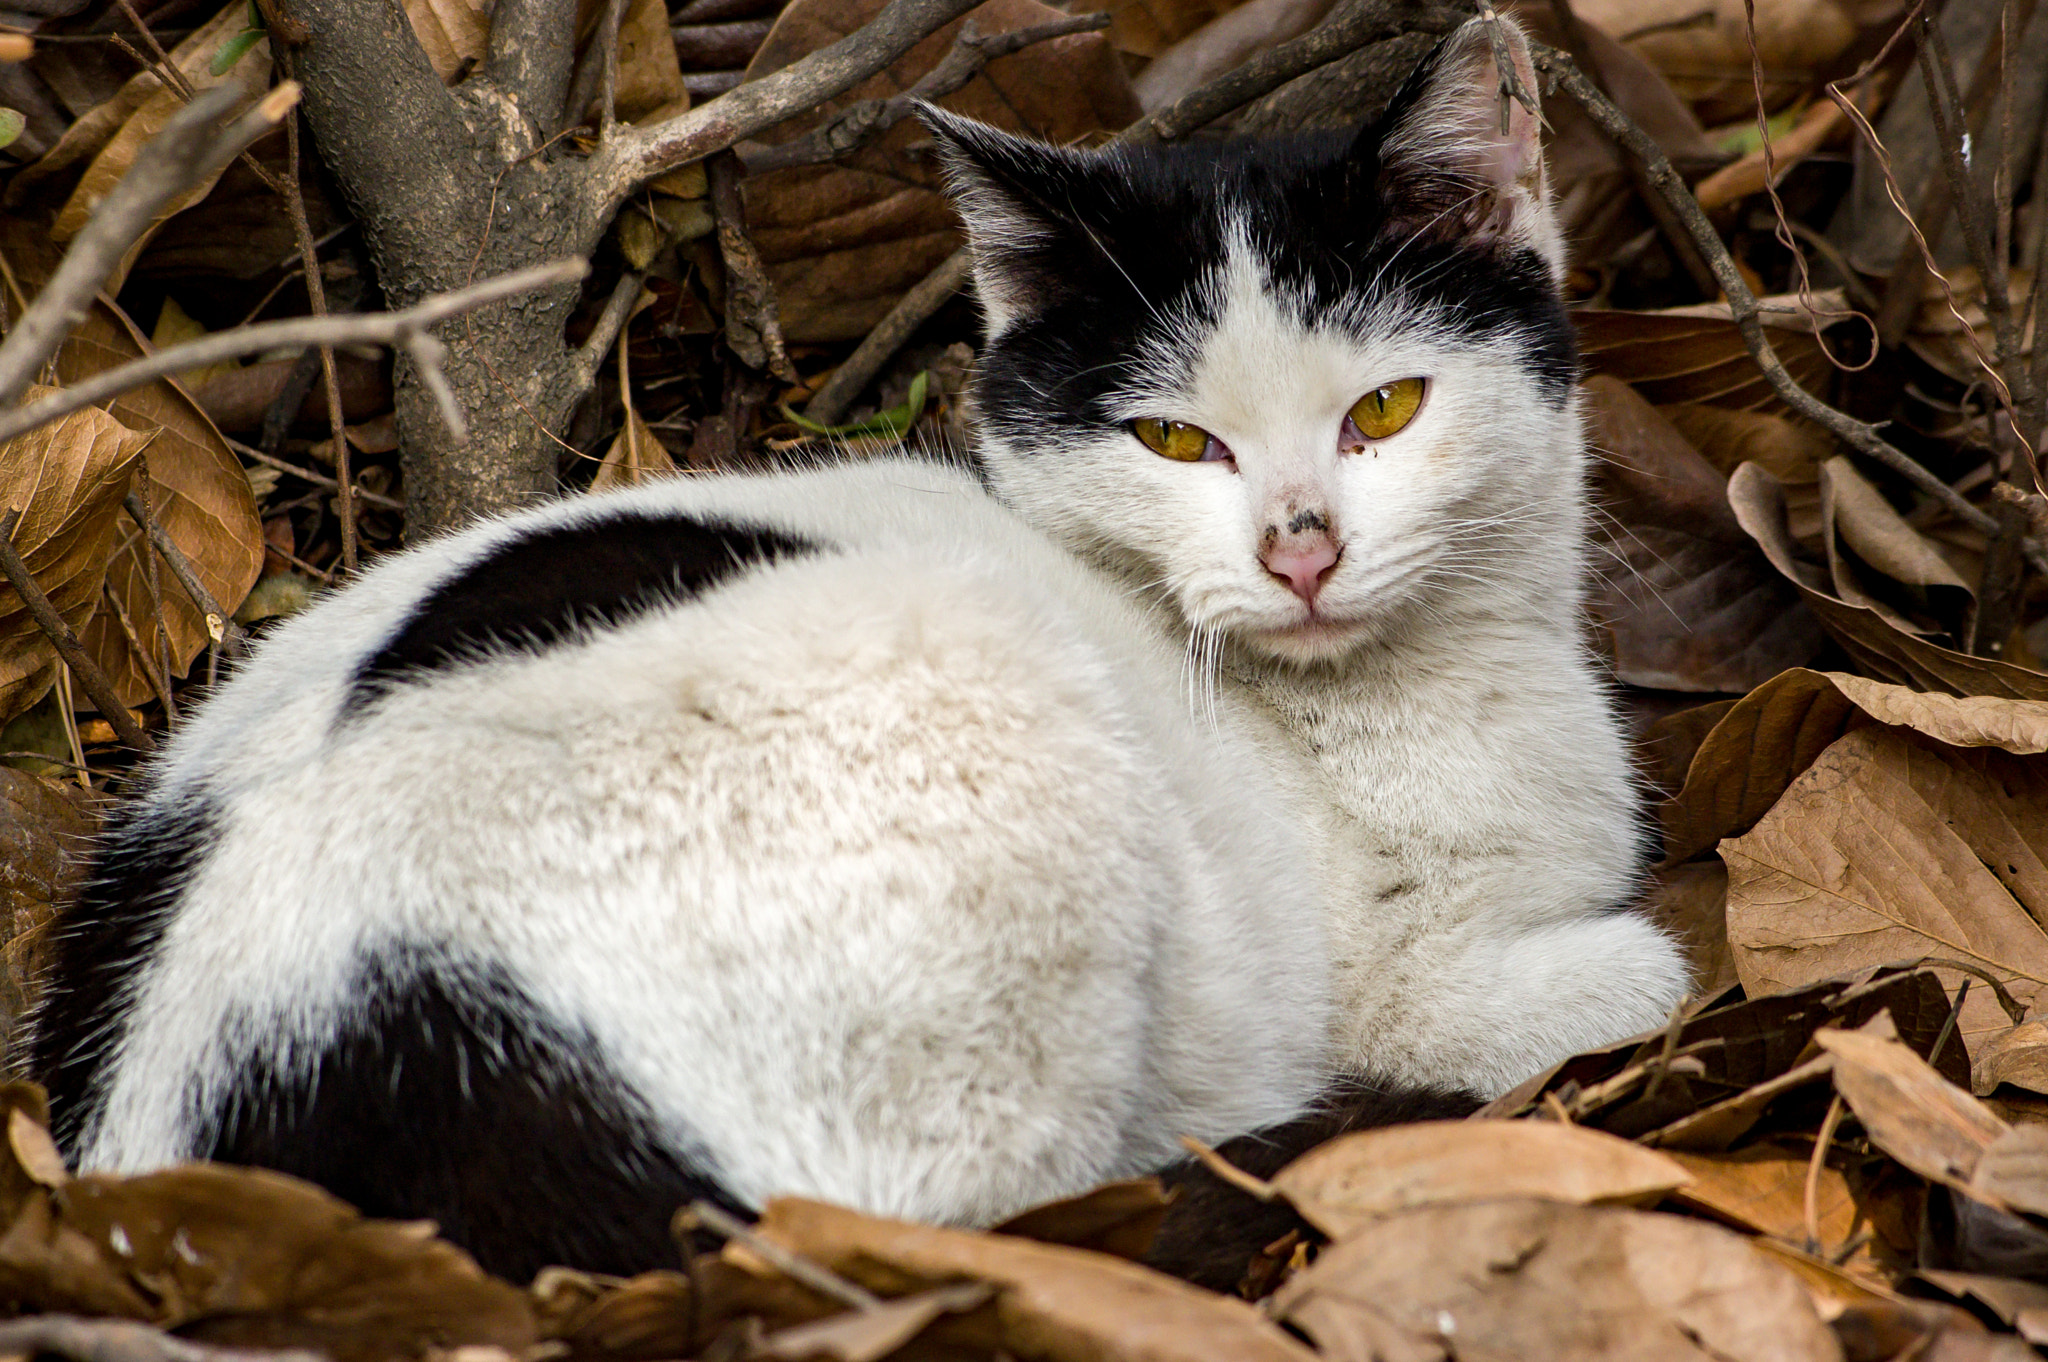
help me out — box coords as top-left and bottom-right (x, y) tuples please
(923, 16), (1583, 665)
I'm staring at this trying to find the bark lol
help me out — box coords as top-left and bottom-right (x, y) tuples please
(290, 0), (605, 534)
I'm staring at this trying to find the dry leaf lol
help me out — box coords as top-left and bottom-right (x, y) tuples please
(1920, 1269), (2048, 1342)
(1130, 0), (1338, 110)
(1970, 1124), (2048, 1219)
(1819, 456), (1973, 641)
(1817, 1026), (2009, 1191)
(1270, 1199), (1843, 1362)
(1576, 306), (1832, 413)
(1582, 375), (1823, 690)
(1582, 0), (1865, 123)
(742, 0), (1139, 342)
(0, 391), (151, 723)
(1067, 0), (1253, 59)
(50, 2), (273, 292)
(752, 1197), (1319, 1362)
(1643, 859), (1736, 992)
(0, 768), (96, 1046)
(401, 0), (492, 82)
(588, 407), (678, 492)
(1665, 1146), (1864, 1253)
(1974, 1021), (2048, 1098)
(1729, 463), (2048, 699)
(990, 1178), (1173, 1260)
(1268, 1120), (1692, 1240)
(755, 1282), (993, 1361)
(1724, 725), (2048, 1052)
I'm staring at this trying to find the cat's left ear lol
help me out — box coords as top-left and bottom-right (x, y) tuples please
(1368, 15), (1563, 275)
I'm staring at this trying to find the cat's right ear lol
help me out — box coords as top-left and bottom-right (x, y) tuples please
(916, 104), (1082, 334)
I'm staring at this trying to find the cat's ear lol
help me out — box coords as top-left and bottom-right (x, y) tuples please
(1366, 15), (1562, 273)
(916, 104), (1085, 333)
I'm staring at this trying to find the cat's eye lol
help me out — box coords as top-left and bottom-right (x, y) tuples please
(1345, 378), (1427, 444)
(1131, 418), (1223, 463)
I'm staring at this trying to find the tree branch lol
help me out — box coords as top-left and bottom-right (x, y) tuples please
(1529, 43), (2000, 538)
(0, 82), (298, 410)
(0, 511), (153, 753)
(1129, 0), (1468, 144)
(0, 259), (588, 447)
(483, 0), (580, 140)
(593, 0), (988, 200)
(738, 12), (1110, 176)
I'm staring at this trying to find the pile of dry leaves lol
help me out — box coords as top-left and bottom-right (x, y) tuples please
(8, 0), (2048, 1355)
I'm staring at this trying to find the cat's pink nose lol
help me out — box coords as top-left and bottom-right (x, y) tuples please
(1263, 536), (1341, 604)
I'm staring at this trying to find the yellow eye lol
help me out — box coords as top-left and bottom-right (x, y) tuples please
(1131, 417), (1213, 462)
(1346, 378), (1426, 442)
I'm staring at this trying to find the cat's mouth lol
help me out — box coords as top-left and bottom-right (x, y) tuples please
(1246, 610), (1375, 661)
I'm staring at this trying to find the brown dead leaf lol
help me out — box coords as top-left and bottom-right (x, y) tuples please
(1724, 725), (2048, 1053)
(0, 391), (151, 723)
(56, 1163), (537, 1361)
(1576, 305), (1832, 414)
(54, 301), (264, 707)
(1817, 1026), (2009, 1192)
(401, 0), (492, 82)
(1970, 1124), (2048, 1219)
(742, 0), (1138, 342)
(1665, 1145), (1863, 1251)
(1583, 0), (1866, 123)
(1819, 456), (1973, 641)
(1270, 1199), (1843, 1362)
(50, 2), (273, 292)
(1068, 0), (1252, 59)
(1665, 404), (1826, 545)
(991, 1178), (1173, 1260)
(588, 407), (678, 492)
(1973, 1021), (2048, 1098)
(756, 1281), (994, 1361)
(1660, 669), (2048, 868)
(0, 768), (96, 1045)
(1130, 0), (1337, 110)
(752, 1197), (1319, 1361)
(1920, 1269), (2048, 1342)
(1583, 375), (1823, 690)
(1656, 669), (1869, 866)
(1268, 1120), (1692, 1240)
(1729, 463), (2048, 699)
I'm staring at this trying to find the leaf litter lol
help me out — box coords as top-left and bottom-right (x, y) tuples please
(19, 0), (2048, 1357)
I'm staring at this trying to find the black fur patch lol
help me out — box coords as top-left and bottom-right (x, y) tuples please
(344, 513), (813, 713)
(206, 951), (744, 1282)
(1143, 1079), (1483, 1290)
(930, 46), (1576, 462)
(30, 792), (219, 1156)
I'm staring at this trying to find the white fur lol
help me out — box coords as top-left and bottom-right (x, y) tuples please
(76, 460), (1333, 1223)
(978, 227), (1690, 1097)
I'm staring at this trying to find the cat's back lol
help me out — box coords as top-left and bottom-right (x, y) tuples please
(30, 456), (1328, 1280)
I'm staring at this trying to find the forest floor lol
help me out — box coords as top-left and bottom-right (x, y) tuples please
(6, 0), (2048, 1357)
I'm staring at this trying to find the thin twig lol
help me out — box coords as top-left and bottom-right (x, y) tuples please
(738, 12), (1111, 176)
(681, 1200), (884, 1312)
(280, 105), (356, 573)
(1531, 44), (2001, 539)
(0, 510), (152, 753)
(0, 83), (299, 409)
(1803, 1094), (1846, 1255)
(100, 579), (176, 721)
(122, 490), (247, 655)
(805, 251), (968, 425)
(1178, 1134), (1280, 1201)
(0, 259), (589, 447)
(229, 439), (405, 511)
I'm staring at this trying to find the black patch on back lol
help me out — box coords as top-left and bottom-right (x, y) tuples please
(345, 513), (813, 713)
(1144, 1078), (1483, 1290)
(206, 951), (745, 1282)
(29, 792), (220, 1156)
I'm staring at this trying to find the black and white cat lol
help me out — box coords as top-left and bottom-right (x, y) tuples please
(26, 16), (1688, 1282)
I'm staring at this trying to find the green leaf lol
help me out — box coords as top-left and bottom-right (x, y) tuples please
(0, 109), (21, 152)
(208, 27), (264, 76)
(781, 370), (931, 440)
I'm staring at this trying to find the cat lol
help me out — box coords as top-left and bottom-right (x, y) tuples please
(25, 14), (1688, 1284)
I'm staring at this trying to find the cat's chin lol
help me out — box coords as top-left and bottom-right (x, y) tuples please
(1238, 615), (1379, 665)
